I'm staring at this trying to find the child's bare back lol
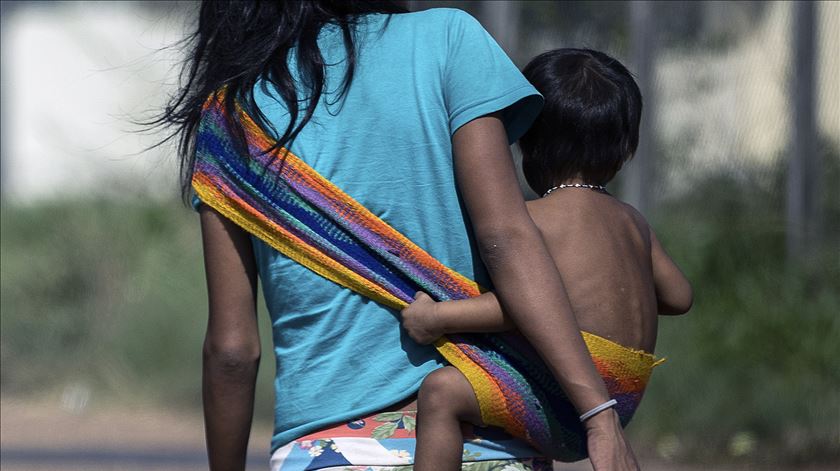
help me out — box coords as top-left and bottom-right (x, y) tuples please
(402, 48), (693, 470)
(402, 188), (691, 470)
(528, 188), (658, 352)
(528, 186), (692, 353)
(402, 189), (691, 470)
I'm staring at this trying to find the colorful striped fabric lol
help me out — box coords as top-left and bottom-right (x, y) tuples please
(192, 92), (662, 461)
(269, 408), (553, 471)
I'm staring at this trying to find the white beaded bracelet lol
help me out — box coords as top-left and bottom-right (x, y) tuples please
(579, 399), (618, 422)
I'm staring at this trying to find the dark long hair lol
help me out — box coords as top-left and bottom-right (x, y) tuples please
(150, 0), (406, 202)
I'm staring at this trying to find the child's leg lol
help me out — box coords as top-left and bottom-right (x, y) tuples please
(414, 366), (483, 471)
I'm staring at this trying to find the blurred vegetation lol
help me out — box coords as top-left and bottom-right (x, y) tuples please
(0, 199), (276, 416)
(629, 142), (840, 465)
(1, 149), (838, 465)
(444, 0), (771, 65)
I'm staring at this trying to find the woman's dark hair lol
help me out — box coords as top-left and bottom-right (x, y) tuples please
(519, 48), (642, 195)
(150, 0), (406, 202)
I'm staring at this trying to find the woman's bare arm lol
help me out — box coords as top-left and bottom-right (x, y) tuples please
(199, 205), (261, 471)
(452, 113), (638, 470)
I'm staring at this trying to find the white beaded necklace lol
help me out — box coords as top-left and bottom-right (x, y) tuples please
(542, 183), (607, 198)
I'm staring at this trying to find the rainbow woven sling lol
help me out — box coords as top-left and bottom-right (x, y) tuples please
(192, 93), (662, 461)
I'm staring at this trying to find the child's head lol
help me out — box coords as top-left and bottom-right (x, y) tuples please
(520, 48), (642, 195)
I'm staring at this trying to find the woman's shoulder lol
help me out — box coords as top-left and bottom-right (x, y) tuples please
(412, 7), (477, 21)
(380, 8), (490, 59)
(390, 7), (482, 32)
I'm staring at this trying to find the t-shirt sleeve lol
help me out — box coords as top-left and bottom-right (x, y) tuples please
(190, 190), (202, 212)
(443, 10), (542, 144)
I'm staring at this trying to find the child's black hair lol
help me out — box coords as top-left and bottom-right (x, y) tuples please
(520, 48), (642, 195)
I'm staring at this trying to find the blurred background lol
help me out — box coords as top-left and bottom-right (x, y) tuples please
(1, 1), (837, 470)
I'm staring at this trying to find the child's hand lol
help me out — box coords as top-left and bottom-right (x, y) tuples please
(401, 291), (445, 345)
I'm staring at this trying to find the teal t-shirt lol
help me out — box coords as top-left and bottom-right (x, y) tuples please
(194, 8), (541, 452)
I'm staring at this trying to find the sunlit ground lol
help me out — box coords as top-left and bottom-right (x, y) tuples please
(0, 396), (271, 471)
(1, 395), (837, 471)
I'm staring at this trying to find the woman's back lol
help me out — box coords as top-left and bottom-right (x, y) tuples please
(242, 8), (541, 451)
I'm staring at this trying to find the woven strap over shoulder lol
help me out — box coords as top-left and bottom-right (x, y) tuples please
(191, 92), (660, 461)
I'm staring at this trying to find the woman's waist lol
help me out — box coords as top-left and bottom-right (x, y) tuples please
(270, 403), (546, 471)
(269, 360), (439, 451)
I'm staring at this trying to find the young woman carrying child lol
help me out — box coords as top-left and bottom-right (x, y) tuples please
(161, 1), (641, 469)
(402, 48), (693, 470)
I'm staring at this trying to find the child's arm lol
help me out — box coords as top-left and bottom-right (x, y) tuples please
(401, 291), (512, 344)
(650, 229), (693, 315)
(451, 114), (637, 469)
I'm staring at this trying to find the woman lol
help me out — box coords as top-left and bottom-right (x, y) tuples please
(158, 1), (638, 469)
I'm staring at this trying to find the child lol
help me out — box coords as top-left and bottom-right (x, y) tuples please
(401, 48), (693, 469)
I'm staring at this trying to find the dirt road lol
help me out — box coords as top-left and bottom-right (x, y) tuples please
(1, 397), (832, 470)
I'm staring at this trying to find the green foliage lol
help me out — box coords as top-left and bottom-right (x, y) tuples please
(0, 200), (276, 416)
(629, 153), (840, 464)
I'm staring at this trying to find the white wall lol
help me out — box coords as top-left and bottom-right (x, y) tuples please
(1, 1), (190, 202)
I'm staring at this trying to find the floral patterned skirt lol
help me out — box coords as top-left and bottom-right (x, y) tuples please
(269, 409), (553, 471)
